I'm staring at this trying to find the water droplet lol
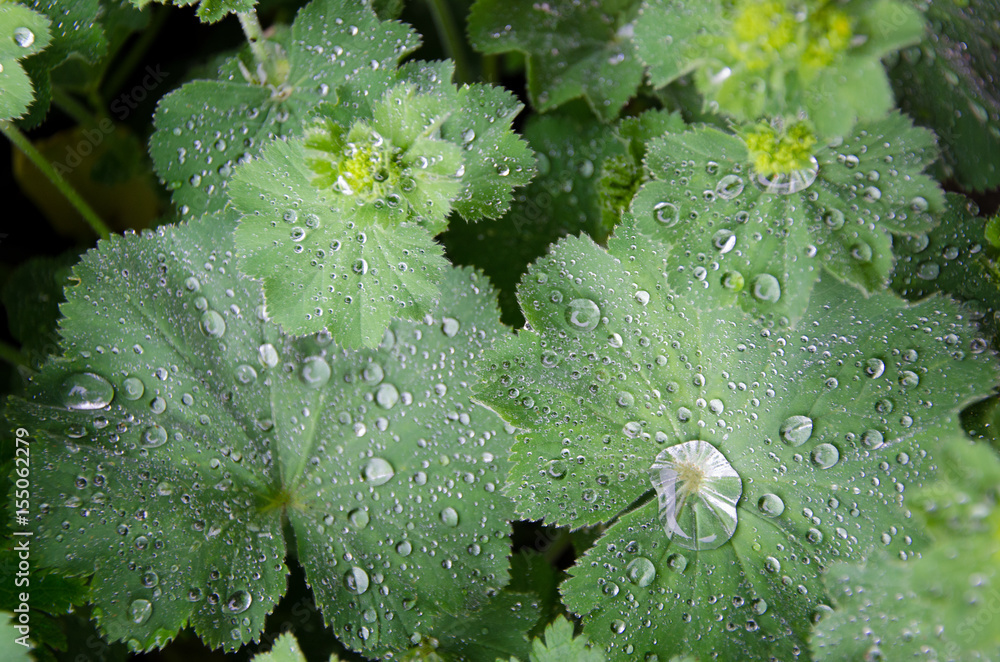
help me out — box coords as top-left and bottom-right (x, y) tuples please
(62, 373), (115, 410)
(755, 156), (818, 194)
(757, 493), (785, 517)
(363, 458), (395, 486)
(236, 364), (258, 384)
(349, 508), (370, 528)
(565, 299), (601, 331)
(850, 241), (873, 262)
(898, 370), (919, 388)
(666, 552), (688, 572)
(715, 174), (745, 200)
(654, 201), (680, 226)
(917, 261), (940, 280)
(811, 443), (840, 469)
(626, 557), (656, 587)
(226, 590), (252, 613)
(200, 310), (226, 338)
(440, 507), (459, 527)
(258, 343), (279, 367)
(712, 229), (737, 254)
(823, 209), (845, 230)
(635, 290), (650, 305)
(764, 556), (781, 573)
(721, 271), (744, 291)
(301, 356), (331, 387)
(861, 429), (884, 449)
(650, 440), (742, 550)
(751, 274), (781, 303)
(13, 27), (35, 48)
(780, 415), (813, 446)
(130, 599), (152, 624)
(143, 424), (168, 448)
(345, 567), (370, 594)
(375, 383), (399, 409)
(441, 317), (460, 337)
(396, 540), (412, 556)
(353, 258), (368, 275)
(122, 376), (145, 401)
(865, 358), (885, 379)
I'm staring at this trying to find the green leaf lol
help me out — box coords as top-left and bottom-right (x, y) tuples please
(128, 0), (254, 22)
(229, 130), (449, 346)
(251, 632), (343, 662)
(149, 0), (421, 221)
(0, 612), (33, 662)
(468, 0), (644, 121)
(473, 216), (998, 659)
(633, 0), (925, 136)
(19, 0), (107, 126)
(811, 440), (1000, 661)
(442, 107), (626, 326)
(632, 113), (943, 323)
(0, 2), (52, 121)
(1, 252), (77, 368)
(892, 194), (1000, 344)
(888, 0), (1000, 191)
(504, 616), (606, 662)
(4, 212), (516, 655)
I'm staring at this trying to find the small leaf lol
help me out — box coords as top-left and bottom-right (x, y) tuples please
(0, 612), (34, 662)
(474, 216), (998, 659)
(632, 113), (943, 323)
(512, 616), (606, 662)
(250, 632), (340, 662)
(127, 0), (254, 23)
(0, 2), (51, 121)
(888, 0), (1000, 191)
(468, 0), (644, 121)
(5, 212), (516, 655)
(633, 0), (925, 136)
(149, 0), (421, 220)
(1, 253), (77, 367)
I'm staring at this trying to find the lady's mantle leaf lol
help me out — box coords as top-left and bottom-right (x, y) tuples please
(499, 616), (607, 662)
(127, 0), (254, 23)
(468, 0), (643, 121)
(473, 217), (998, 659)
(631, 113), (943, 324)
(893, 194), (1000, 344)
(633, 0), (925, 136)
(811, 440), (1000, 660)
(149, 0), (421, 221)
(887, 0), (1000, 191)
(0, 2), (51, 121)
(4, 213), (515, 655)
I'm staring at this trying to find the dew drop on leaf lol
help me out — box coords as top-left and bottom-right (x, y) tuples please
(375, 383), (400, 409)
(650, 440), (743, 551)
(142, 424), (168, 448)
(225, 590), (252, 614)
(363, 458), (395, 485)
(440, 506), (459, 527)
(625, 557), (656, 587)
(565, 299), (601, 331)
(865, 358), (886, 379)
(811, 443), (840, 469)
(780, 415), (813, 446)
(121, 376), (145, 401)
(654, 201), (681, 226)
(757, 493), (785, 517)
(751, 274), (781, 303)
(349, 508), (370, 529)
(300, 356), (332, 388)
(199, 310), (226, 338)
(345, 567), (370, 594)
(129, 599), (152, 625)
(62, 373), (115, 410)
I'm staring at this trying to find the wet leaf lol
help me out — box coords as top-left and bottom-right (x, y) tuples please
(632, 113), (943, 323)
(633, 0), (925, 136)
(2, 253), (77, 367)
(812, 440), (1000, 661)
(468, 0), (643, 121)
(149, 0), (421, 221)
(474, 216), (998, 659)
(127, 0), (254, 22)
(4, 212), (516, 655)
(887, 0), (1000, 191)
(0, 2), (52, 121)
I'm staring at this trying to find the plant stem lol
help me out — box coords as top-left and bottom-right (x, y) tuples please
(0, 341), (28, 369)
(238, 9), (270, 71)
(481, 54), (500, 84)
(101, 6), (169, 106)
(51, 88), (98, 128)
(0, 120), (111, 241)
(424, 0), (471, 84)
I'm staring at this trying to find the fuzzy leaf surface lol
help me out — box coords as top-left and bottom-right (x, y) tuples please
(474, 218), (998, 659)
(4, 213), (515, 655)
(632, 113), (943, 324)
(468, 0), (643, 121)
(149, 0), (420, 221)
(888, 0), (1000, 191)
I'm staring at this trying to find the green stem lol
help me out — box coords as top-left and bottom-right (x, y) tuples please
(424, 0), (471, 84)
(0, 120), (111, 241)
(0, 341), (28, 369)
(481, 54), (500, 84)
(101, 6), (169, 106)
(238, 9), (270, 71)
(51, 88), (98, 128)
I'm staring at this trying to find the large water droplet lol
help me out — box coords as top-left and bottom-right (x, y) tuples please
(345, 567), (370, 594)
(200, 310), (226, 338)
(375, 383), (399, 409)
(757, 493), (785, 517)
(440, 506), (459, 527)
(755, 156), (819, 194)
(363, 458), (395, 485)
(751, 274), (781, 303)
(780, 415), (813, 446)
(650, 440), (743, 551)
(625, 557), (656, 587)
(226, 590), (253, 614)
(121, 376), (145, 401)
(811, 443), (840, 469)
(129, 598), (152, 624)
(565, 299), (601, 331)
(301, 356), (331, 388)
(865, 358), (885, 379)
(715, 174), (745, 200)
(13, 27), (35, 48)
(349, 508), (370, 528)
(142, 424), (168, 448)
(654, 201), (681, 226)
(62, 373), (115, 410)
